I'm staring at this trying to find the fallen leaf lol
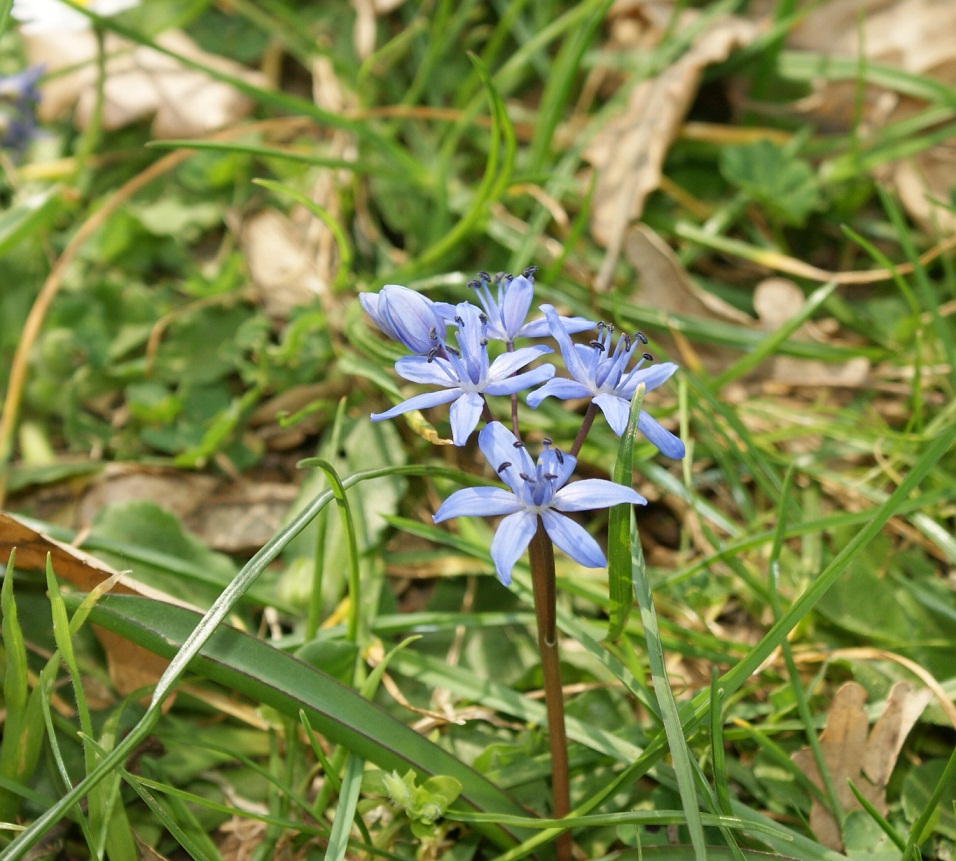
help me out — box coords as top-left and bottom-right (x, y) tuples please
(241, 208), (327, 319)
(753, 277), (870, 387)
(25, 28), (266, 137)
(623, 227), (871, 384)
(587, 11), (759, 288)
(791, 680), (932, 851)
(0, 510), (175, 695)
(786, 0), (956, 234)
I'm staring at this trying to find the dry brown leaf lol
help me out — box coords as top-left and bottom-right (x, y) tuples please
(73, 465), (298, 554)
(241, 208), (326, 319)
(0, 510), (173, 695)
(785, 0), (956, 234)
(791, 680), (931, 851)
(623, 227), (871, 383)
(753, 277), (870, 387)
(25, 28), (266, 137)
(587, 12), (759, 288)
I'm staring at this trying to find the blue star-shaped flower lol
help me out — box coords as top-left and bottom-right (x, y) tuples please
(527, 305), (686, 459)
(359, 284), (454, 356)
(469, 269), (594, 345)
(433, 422), (646, 584)
(371, 303), (555, 446)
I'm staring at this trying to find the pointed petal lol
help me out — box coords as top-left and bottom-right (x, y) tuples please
(478, 422), (534, 488)
(433, 487), (522, 521)
(371, 388), (460, 421)
(518, 315), (594, 338)
(490, 511), (538, 585)
(394, 355), (458, 386)
(593, 392), (630, 435)
(552, 478), (646, 511)
(541, 304), (590, 382)
(380, 284), (445, 354)
(448, 392), (485, 446)
(500, 275), (534, 339)
(484, 364), (555, 397)
(486, 345), (553, 379)
(525, 377), (591, 407)
(619, 361), (679, 397)
(540, 510), (606, 569)
(638, 411), (686, 459)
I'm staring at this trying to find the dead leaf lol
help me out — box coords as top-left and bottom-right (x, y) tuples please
(785, 0), (956, 234)
(587, 12), (760, 288)
(25, 28), (266, 137)
(791, 680), (931, 850)
(241, 208), (326, 319)
(623, 228), (871, 384)
(0, 510), (174, 695)
(753, 277), (870, 387)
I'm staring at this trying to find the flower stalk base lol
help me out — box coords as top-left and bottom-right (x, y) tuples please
(529, 520), (571, 861)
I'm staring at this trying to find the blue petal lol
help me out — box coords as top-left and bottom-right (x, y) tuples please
(540, 510), (606, 569)
(593, 392), (630, 435)
(484, 364), (555, 397)
(433, 487), (522, 521)
(638, 411), (686, 459)
(552, 478), (646, 511)
(448, 392), (485, 446)
(486, 344), (553, 379)
(380, 285), (445, 354)
(394, 355), (458, 386)
(359, 292), (400, 342)
(500, 275), (534, 340)
(519, 315), (594, 339)
(490, 511), (538, 585)
(525, 377), (591, 407)
(619, 361), (679, 397)
(541, 304), (591, 383)
(478, 422), (535, 490)
(371, 388), (460, 421)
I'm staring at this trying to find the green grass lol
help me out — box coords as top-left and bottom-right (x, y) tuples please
(2, 1), (956, 860)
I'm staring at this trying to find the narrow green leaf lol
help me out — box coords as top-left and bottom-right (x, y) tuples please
(606, 383), (645, 641)
(325, 754), (365, 861)
(631, 518), (708, 861)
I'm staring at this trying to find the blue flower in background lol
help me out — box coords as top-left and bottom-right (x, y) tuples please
(371, 303), (555, 446)
(469, 269), (594, 346)
(434, 422), (646, 584)
(528, 304), (685, 459)
(0, 67), (43, 155)
(359, 284), (455, 356)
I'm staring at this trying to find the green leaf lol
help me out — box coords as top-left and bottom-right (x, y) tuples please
(606, 383), (645, 641)
(0, 187), (63, 254)
(720, 139), (822, 226)
(75, 593), (537, 850)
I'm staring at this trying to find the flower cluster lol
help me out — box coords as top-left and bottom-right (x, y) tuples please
(360, 268), (685, 583)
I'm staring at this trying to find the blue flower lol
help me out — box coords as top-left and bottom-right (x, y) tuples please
(527, 305), (686, 459)
(433, 422), (646, 584)
(359, 284), (455, 356)
(0, 67), (43, 155)
(371, 303), (555, 446)
(468, 269), (594, 345)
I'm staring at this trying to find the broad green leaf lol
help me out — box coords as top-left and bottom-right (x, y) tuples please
(75, 593), (536, 850)
(720, 139), (822, 226)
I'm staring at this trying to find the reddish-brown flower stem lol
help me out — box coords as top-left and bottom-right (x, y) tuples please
(528, 520), (571, 861)
(569, 402), (599, 458)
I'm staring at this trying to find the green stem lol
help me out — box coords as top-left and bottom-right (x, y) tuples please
(528, 520), (571, 861)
